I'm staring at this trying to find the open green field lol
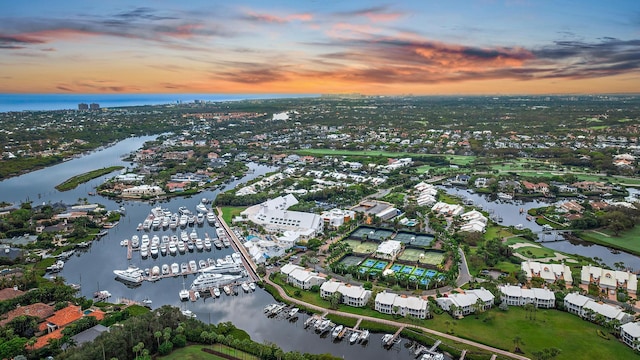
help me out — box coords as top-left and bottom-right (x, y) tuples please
(345, 239), (378, 254)
(513, 245), (556, 259)
(159, 344), (257, 360)
(219, 206), (246, 225)
(577, 227), (640, 255)
(297, 149), (475, 165)
(429, 307), (636, 360)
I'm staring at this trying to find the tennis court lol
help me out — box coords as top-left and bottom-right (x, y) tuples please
(397, 248), (424, 262)
(373, 261), (388, 270)
(425, 269), (438, 278)
(363, 259), (377, 267)
(351, 227), (375, 239)
(400, 265), (414, 274)
(369, 229), (394, 241)
(338, 255), (364, 268)
(412, 267), (426, 277)
(344, 239), (378, 254)
(390, 264), (403, 272)
(395, 232), (435, 247)
(418, 251), (445, 266)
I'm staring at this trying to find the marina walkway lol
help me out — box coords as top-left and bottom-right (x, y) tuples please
(215, 207), (260, 282)
(263, 275), (531, 360)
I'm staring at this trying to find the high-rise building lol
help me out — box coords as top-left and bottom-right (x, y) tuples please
(89, 103), (100, 110)
(78, 103), (89, 110)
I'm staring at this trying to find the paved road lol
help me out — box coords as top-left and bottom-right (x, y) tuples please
(263, 275), (530, 360)
(456, 247), (471, 287)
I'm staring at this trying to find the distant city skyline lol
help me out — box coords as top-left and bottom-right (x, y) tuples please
(1, 0), (639, 95)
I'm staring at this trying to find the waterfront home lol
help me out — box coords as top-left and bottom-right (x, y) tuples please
(581, 265), (638, 295)
(375, 240), (402, 261)
(499, 285), (555, 308)
(436, 288), (495, 317)
(121, 185), (164, 198)
(459, 210), (488, 233)
(320, 280), (371, 307)
(431, 202), (464, 217)
(564, 293), (632, 324)
(374, 291), (429, 319)
(280, 263), (325, 290)
(521, 261), (573, 285)
(620, 322), (640, 350)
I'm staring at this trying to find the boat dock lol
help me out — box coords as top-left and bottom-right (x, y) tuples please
(188, 290), (198, 302)
(415, 339), (442, 356)
(301, 314), (369, 344)
(215, 208), (260, 282)
(384, 326), (404, 347)
(459, 349), (467, 360)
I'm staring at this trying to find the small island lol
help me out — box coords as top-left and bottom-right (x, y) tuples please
(55, 166), (124, 191)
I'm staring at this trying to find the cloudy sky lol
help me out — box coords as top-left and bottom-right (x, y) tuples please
(1, 0), (639, 94)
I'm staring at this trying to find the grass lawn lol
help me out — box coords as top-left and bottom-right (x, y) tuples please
(219, 206), (246, 225)
(159, 344), (257, 360)
(514, 246), (556, 259)
(428, 307), (637, 360)
(577, 227), (640, 255)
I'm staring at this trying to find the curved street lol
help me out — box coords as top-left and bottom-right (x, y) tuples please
(263, 275), (530, 360)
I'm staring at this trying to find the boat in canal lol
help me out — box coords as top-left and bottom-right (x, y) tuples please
(331, 325), (343, 339)
(349, 331), (359, 344)
(213, 287), (221, 297)
(113, 265), (144, 284)
(358, 329), (369, 343)
(171, 263), (180, 276)
(241, 282), (250, 292)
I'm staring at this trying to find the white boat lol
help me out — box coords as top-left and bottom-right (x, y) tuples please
(177, 241), (186, 253)
(264, 303), (277, 313)
(203, 238), (212, 250)
(382, 334), (393, 344)
(213, 287), (221, 297)
(179, 288), (189, 301)
(206, 212), (216, 224)
(160, 244), (167, 256)
(199, 260), (208, 269)
(151, 266), (160, 276)
(288, 307), (299, 318)
(151, 235), (160, 245)
(113, 265), (145, 283)
(213, 238), (223, 249)
(358, 329), (369, 343)
(162, 264), (170, 275)
(222, 237), (231, 247)
(196, 213), (205, 225)
(349, 331), (359, 344)
(190, 229), (198, 240)
(188, 215), (196, 225)
(189, 260), (197, 272)
(94, 290), (111, 300)
(142, 298), (152, 306)
(497, 192), (513, 200)
(304, 316), (316, 328)
(195, 239), (204, 251)
(162, 235), (170, 244)
(131, 235), (139, 248)
(140, 245), (149, 258)
(150, 245), (158, 257)
(196, 202), (208, 213)
(120, 239), (129, 246)
(331, 325), (344, 339)
(47, 260), (65, 272)
(223, 285), (231, 295)
(241, 282), (250, 292)
(190, 273), (242, 291)
(179, 206), (190, 215)
(181, 230), (189, 242)
(421, 354), (444, 360)
(179, 215), (188, 227)
(181, 262), (189, 274)
(141, 234), (150, 247)
(187, 241), (194, 252)
(181, 309), (196, 318)
(248, 282), (256, 291)
(171, 263), (180, 275)
(168, 242), (177, 255)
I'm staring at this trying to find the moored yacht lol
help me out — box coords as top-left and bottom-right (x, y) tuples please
(113, 265), (145, 284)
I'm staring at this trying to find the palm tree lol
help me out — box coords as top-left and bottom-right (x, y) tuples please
(513, 336), (523, 352)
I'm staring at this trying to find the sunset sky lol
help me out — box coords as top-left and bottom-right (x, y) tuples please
(1, 0), (639, 95)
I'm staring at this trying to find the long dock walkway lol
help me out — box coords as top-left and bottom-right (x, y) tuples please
(215, 207), (260, 282)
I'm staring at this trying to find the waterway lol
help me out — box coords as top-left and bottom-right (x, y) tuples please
(441, 186), (640, 270)
(0, 137), (420, 360)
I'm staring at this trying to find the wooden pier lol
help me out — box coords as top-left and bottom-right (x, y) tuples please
(215, 208), (260, 282)
(385, 326), (404, 347)
(188, 290), (198, 302)
(127, 240), (132, 260)
(353, 318), (362, 330)
(459, 349), (467, 360)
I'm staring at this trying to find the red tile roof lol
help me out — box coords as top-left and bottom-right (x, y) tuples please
(0, 303), (54, 327)
(33, 328), (63, 349)
(0, 287), (24, 301)
(46, 304), (82, 327)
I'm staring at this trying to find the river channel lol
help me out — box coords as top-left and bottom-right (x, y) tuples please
(0, 137), (420, 360)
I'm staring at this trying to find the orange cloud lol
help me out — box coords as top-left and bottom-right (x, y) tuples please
(244, 11), (313, 24)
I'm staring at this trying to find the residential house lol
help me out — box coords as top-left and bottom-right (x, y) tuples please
(620, 322), (640, 350)
(564, 293), (632, 325)
(521, 261), (573, 285)
(320, 208), (356, 228)
(280, 263), (325, 290)
(375, 291), (429, 319)
(320, 280), (371, 308)
(499, 285), (555, 308)
(436, 288), (495, 317)
(581, 265), (638, 295)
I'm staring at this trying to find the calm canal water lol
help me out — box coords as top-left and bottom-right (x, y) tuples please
(441, 186), (640, 270)
(0, 138), (420, 360)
